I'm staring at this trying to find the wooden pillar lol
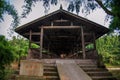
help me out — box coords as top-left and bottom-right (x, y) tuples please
(29, 30), (32, 48)
(48, 43), (50, 52)
(93, 32), (96, 50)
(40, 28), (43, 59)
(81, 27), (86, 59)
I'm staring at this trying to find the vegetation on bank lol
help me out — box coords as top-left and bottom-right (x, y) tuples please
(96, 33), (120, 65)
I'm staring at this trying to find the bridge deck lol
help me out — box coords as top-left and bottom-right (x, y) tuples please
(56, 60), (92, 80)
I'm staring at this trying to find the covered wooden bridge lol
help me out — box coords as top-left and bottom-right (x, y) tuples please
(15, 8), (109, 59)
(15, 8), (118, 80)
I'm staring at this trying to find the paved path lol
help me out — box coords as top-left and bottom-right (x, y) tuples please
(56, 60), (92, 80)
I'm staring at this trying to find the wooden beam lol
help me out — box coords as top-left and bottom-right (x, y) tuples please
(23, 32), (40, 35)
(50, 36), (76, 38)
(42, 26), (80, 29)
(53, 19), (69, 22)
(34, 42), (40, 44)
(40, 28), (43, 59)
(81, 27), (86, 59)
(85, 42), (92, 45)
(84, 33), (92, 36)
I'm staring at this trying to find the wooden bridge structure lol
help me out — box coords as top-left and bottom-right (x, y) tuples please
(15, 7), (109, 60)
(15, 8), (117, 80)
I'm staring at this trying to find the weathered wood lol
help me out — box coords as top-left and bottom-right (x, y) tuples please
(81, 27), (86, 59)
(29, 30), (32, 48)
(85, 42), (92, 45)
(84, 33), (92, 36)
(50, 36), (76, 38)
(70, 22), (73, 26)
(24, 32), (41, 35)
(42, 26), (80, 29)
(51, 21), (53, 26)
(40, 28), (43, 59)
(34, 42), (40, 44)
(53, 19), (69, 22)
(56, 60), (92, 80)
(93, 32), (96, 50)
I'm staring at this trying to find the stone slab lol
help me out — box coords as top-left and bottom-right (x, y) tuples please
(56, 60), (92, 80)
(16, 75), (44, 80)
(20, 59), (43, 77)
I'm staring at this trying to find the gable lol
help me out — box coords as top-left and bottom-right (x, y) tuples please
(15, 9), (109, 39)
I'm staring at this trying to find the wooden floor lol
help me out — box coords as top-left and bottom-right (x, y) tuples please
(56, 60), (92, 80)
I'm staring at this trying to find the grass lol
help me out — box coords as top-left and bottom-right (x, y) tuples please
(105, 63), (120, 80)
(109, 70), (120, 80)
(105, 63), (120, 68)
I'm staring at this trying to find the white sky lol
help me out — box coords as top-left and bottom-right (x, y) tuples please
(0, 0), (110, 39)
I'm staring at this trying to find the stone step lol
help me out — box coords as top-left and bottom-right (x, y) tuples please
(43, 76), (59, 80)
(76, 60), (96, 64)
(44, 67), (57, 72)
(43, 63), (59, 80)
(82, 68), (107, 72)
(79, 65), (97, 68)
(87, 71), (112, 76)
(44, 71), (58, 76)
(43, 64), (56, 67)
(16, 75), (43, 80)
(78, 62), (96, 65)
(92, 76), (117, 80)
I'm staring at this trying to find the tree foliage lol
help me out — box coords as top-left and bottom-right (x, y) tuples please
(0, 0), (120, 31)
(0, 36), (14, 80)
(22, 0), (120, 31)
(0, 0), (19, 29)
(9, 36), (29, 60)
(96, 34), (120, 65)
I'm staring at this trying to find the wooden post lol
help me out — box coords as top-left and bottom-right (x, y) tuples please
(48, 43), (50, 52)
(29, 30), (32, 48)
(40, 28), (43, 59)
(81, 27), (86, 59)
(93, 32), (97, 59)
(93, 32), (96, 50)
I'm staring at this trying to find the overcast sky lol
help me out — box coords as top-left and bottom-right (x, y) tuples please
(0, 0), (110, 39)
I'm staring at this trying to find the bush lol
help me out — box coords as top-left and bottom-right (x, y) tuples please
(0, 36), (15, 80)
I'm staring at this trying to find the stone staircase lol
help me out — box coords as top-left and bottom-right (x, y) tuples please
(43, 63), (60, 80)
(10, 59), (117, 80)
(78, 60), (117, 80)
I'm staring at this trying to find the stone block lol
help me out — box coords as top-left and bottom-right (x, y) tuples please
(20, 59), (43, 77)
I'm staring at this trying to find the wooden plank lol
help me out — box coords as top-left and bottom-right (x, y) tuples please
(29, 30), (32, 48)
(84, 33), (92, 36)
(85, 42), (92, 45)
(40, 28), (43, 59)
(42, 26), (80, 29)
(81, 27), (86, 59)
(34, 42), (40, 44)
(53, 19), (69, 22)
(93, 32), (96, 50)
(24, 32), (40, 35)
(56, 60), (92, 80)
(50, 36), (76, 38)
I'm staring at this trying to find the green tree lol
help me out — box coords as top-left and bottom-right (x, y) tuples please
(0, 36), (15, 80)
(0, 0), (19, 29)
(9, 36), (29, 61)
(21, 0), (120, 31)
(96, 34), (120, 65)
